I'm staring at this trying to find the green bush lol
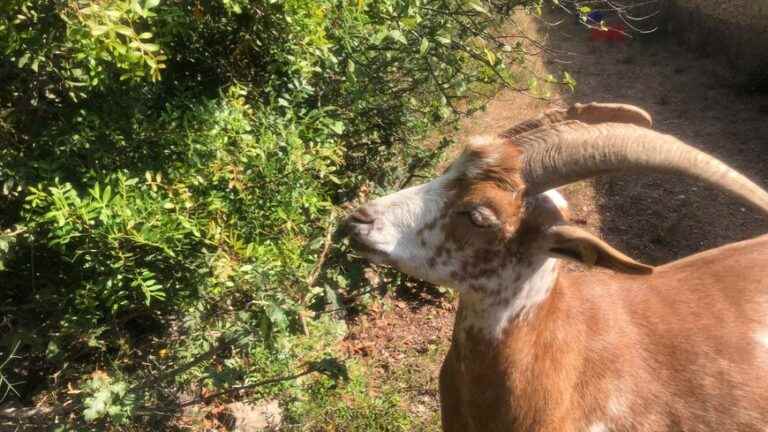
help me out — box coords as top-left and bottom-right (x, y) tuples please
(0, 0), (561, 428)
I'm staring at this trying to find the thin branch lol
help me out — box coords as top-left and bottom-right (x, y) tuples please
(0, 404), (52, 420)
(178, 368), (316, 408)
(424, 57), (463, 117)
(306, 213), (338, 289)
(0, 342), (22, 403)
(128, 335), (232, 395)
(301, 212), (339, 335)
(0, 400), (76, 420)
(1, 228), (27, 237)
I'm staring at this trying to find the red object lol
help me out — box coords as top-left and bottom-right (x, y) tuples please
(589, 23), (627, 43)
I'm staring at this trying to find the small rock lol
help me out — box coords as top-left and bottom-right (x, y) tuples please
(227, 399), (282, 431)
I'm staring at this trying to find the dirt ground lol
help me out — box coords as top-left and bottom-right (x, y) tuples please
(344, 9), (768, 429)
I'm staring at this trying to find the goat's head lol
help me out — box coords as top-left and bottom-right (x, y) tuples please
(343, 102), (768, 293)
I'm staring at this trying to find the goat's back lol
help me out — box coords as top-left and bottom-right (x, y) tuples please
(559, 233), (768, 431)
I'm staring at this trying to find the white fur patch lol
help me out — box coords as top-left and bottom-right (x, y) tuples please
(461, 257), (559, 340)
(607, 393), (627, 418)
(505, 258), (559, 322)
(351, 162), (463, 285)
(468, 134), (500, 148)
(363, 171), (455, 256)
(754, 329), (768, 348)
(465, 135), (502, 177)
(544, 189), (569, 212)
(588, 422), (609, 432)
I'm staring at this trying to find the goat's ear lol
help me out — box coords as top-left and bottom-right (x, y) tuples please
(542, 225), (654, 275)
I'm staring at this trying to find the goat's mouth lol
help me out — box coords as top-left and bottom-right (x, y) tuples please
(338, 215), (394, 265)
(343, 232), (394, 266)
(348, 236), (389, 262)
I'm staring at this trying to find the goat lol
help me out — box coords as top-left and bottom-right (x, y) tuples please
(342, 102), (768, 431)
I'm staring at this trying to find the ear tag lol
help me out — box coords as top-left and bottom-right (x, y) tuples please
(578, 243), (597, 268)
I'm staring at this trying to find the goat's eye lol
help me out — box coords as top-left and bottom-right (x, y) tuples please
(467, 207), (496, 228)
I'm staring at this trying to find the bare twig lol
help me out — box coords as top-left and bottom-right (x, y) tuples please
(0, 404), (52, 420)
(1, 228), (27, 237)
(0, 341), (22, 403)
(306, 213), (338, 289)
(128, 335), (233, 395)
(0, 400), (76, 420)
(301, 213), (340, 335)
(178, 368), (316, 408)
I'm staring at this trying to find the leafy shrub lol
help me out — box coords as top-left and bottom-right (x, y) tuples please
(0, 0), (559, 428)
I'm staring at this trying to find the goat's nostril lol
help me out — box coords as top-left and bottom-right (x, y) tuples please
(349, 207), (375, 224)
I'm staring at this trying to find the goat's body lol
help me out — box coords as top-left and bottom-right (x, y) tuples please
(344, 103), (768, 430)
(441, 234), (768, 432)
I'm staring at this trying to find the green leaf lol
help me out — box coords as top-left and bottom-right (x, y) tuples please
(89, 25), (109, 36)
(102, 185), (112, 204)
(389, 29), (407, 44)
(325, 285), (340, 309)
(307, 236), (324, 251)
(130, 0), (144, 14)
(328, 120), (344, 135)
(114, 25), (135, 37)
(419, 38), (430, 55)
(17, 53), (30, 68)
(142, 43), (161, 52)
(266, 303), (288, 329)
(469, 1), (490, 16)
(144, 0), (160, 9)
(484, 48), (496, 65)
(371, 30), (388, 45)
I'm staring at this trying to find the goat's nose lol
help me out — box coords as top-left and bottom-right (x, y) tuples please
(348, 207), (375, 225)
(335, 206), (376, 239)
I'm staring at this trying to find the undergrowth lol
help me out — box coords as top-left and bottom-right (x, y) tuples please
(0, 0), (576, 429)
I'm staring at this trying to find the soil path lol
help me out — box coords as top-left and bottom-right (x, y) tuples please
(347, 11), (768, 430)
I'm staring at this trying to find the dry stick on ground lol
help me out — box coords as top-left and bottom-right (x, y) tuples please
(128, 336), (230, 396)
(177, 368), (317, 408)
(0, 398), (77, 421)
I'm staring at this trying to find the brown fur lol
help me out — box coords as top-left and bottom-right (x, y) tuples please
(441, 235), (768, 431)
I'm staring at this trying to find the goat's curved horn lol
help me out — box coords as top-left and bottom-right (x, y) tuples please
(501, 102), (653, 138)
(517, 120), (768, 214)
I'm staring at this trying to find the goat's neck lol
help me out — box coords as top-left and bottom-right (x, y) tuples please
(456, 255), (560, 342)
(448, 259), (577, 430)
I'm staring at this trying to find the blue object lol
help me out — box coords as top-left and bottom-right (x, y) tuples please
(587, 10), (605, 24)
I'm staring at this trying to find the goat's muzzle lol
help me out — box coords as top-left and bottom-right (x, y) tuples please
(336, 206), (376, 242)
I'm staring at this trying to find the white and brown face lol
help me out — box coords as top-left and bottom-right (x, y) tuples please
(343, 136), (651, 294)
(345, 138), (547, 291)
